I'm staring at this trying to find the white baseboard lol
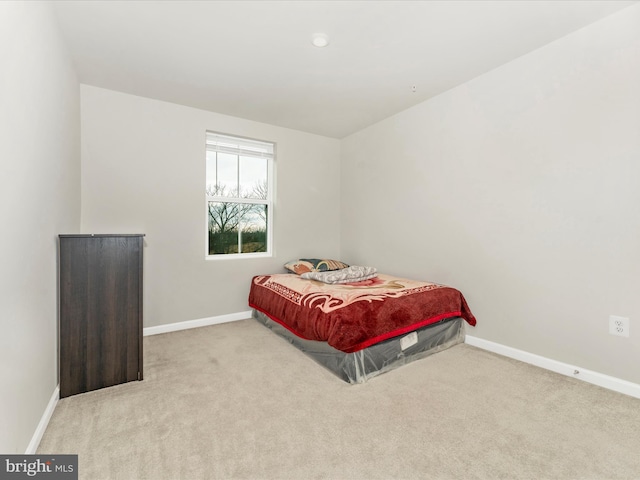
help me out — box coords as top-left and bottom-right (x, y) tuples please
(26, 385), (59, 454)
(465, 335), (640, 400)
(143, 310), (253, 336)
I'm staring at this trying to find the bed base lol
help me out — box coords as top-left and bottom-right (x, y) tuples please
(252, 310), (465, 384)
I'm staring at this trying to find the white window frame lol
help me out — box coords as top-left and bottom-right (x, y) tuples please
(205, 131), (274, 259)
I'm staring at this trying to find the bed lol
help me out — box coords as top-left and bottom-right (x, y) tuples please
(248, 267), (476, 383)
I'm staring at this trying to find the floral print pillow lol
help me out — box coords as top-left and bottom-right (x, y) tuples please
(283, 258), (349, 275)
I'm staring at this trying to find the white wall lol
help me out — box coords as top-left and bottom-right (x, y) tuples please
(0, 2), (80, 453)
(80, 86), (341, 327)
(341, 5), (640, 384)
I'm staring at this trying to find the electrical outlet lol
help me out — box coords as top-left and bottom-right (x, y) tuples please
(609, 315), (629, 337)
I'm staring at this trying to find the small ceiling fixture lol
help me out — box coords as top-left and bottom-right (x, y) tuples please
(311, 33), (329, 48)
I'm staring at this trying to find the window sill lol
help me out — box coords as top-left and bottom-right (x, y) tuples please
(205, 252), (272, 261)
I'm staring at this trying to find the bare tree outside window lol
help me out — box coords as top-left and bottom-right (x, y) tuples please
(207, 182), (268, 255)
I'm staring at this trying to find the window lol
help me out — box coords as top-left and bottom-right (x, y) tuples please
(206, 132), (274, 257)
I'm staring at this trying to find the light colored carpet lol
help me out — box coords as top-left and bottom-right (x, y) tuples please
(38, 319), (640, 480)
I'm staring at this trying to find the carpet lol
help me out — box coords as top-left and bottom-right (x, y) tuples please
(38, 319), (640, 479)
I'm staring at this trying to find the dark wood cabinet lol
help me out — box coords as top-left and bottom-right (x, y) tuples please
(59, 234), (144, 398)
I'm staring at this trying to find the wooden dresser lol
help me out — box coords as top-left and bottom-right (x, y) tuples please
(58, 234), (144, 398)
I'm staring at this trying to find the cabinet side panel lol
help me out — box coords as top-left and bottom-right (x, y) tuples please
(59, 238), (89, 398)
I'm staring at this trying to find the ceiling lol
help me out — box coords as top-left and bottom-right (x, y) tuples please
(53, 0), (636, 139)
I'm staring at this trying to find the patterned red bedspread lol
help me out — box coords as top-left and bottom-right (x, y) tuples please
(248, 273), (476, 353)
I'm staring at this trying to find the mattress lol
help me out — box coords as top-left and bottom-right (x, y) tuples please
(253, 309), (465, 384)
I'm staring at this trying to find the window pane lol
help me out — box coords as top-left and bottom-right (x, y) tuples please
(207, 202), (267, 255)
(239, 156), (268, 199)
(240, 205), (267, 253)
(216, 153), (238, 196)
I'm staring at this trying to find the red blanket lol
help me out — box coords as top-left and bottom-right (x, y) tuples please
(248, 273), (476, 353)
